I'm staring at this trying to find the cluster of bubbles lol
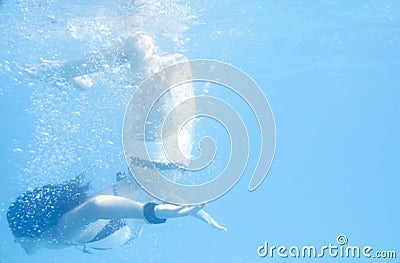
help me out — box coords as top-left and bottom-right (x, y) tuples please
(2, 0), (198, 188)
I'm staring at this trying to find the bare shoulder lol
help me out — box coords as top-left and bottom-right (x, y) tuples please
(159, 53), (188, 68)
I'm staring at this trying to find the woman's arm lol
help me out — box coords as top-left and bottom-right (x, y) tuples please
(25, 33), (157, 86)
(56, 195), (207, 241)
(57, 195), (145, 241)
(25, 45), (129, 84)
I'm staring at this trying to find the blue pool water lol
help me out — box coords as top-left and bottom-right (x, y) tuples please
(1, 1), (399, 262)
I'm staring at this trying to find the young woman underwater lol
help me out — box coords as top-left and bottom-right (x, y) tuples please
(9, 33), (226, 254)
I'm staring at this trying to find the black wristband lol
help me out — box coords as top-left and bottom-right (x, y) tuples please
(143, 202), (167, 224)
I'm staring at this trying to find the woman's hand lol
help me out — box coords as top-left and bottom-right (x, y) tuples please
(154, 203), (203, 219)
(25, 59), (61, 79)
(154, 203), (227, 231)
(194, 209), (227, 231)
